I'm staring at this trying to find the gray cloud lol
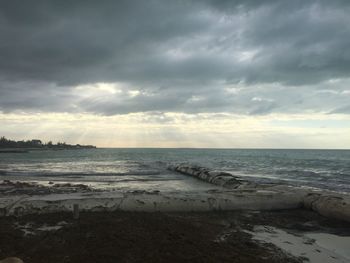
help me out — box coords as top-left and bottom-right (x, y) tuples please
(0, 0), (350, 115)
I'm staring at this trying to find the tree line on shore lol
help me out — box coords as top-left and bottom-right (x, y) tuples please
(0, 136), (96, 149)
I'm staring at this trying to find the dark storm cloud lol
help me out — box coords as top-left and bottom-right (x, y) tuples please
(0, 0), (349, 114)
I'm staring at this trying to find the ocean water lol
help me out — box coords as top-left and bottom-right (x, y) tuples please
(0, 148), (349, 193)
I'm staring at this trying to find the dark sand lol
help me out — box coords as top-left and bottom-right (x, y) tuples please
(1, 209), (349, 263)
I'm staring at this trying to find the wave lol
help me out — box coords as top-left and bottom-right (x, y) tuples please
(274, 169), (320, 177)
(273, 169), (349, 179)
(0, 170), (161, 177)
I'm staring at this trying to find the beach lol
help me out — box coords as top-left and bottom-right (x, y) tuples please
(1, 177), (350, 262)
(2, 0), (350, 261)
(1, 209), (350, 263)
(1, 149), (350, 262)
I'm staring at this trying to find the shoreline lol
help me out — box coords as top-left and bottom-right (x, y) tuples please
(1, 165), (350, 262)
(1, 181), (349, 222)
(1, 165), (350, 222)
(0, 147), (97, 153)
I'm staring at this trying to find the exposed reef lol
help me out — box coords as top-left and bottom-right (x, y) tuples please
(303, 192), (350, 223)
(168, 164), (257, 188)
(0, 165), (349, 224)
(168, 164), (350, 223)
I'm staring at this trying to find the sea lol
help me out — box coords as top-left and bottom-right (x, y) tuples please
(0, 148), (349, 193)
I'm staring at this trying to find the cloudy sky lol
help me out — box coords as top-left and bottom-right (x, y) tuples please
(0, 0), (349, 148)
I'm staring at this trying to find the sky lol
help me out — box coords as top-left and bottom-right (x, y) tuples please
(0, 0), (349, 148)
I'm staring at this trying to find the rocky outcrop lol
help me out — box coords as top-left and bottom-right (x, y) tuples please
(169, 164), (350, 223)
(0, 189), (304, 216)
(1, 184), (350, 223)
(168, 164), (256, 188)
(1, 166), (350, 223)
(303, 193), (350, 223)
(0, 180), (95, 196)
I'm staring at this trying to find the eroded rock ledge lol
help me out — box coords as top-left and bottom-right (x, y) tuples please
(0, 165), (349, 224)
(303, 193), (350, 223)
(168, 164), (256, 188)
(169, 164), (350, 223)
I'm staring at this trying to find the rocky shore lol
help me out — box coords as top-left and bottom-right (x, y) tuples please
(168, 164), (350, 223)
(1, 164), (350, 262)
(1, 165), (350, 222)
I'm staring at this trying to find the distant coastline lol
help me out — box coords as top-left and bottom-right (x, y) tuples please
(0, 136), (96, 152)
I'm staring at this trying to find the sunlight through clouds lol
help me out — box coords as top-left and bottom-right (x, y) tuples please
(1, 1), (350, 148)
(1, 112), (349, 148)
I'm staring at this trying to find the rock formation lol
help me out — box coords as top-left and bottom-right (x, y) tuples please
(169, 164), (350, 223)
(168, 164), (256, 188)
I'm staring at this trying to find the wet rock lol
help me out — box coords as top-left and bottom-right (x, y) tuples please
(211, 175), (238, 186)
(1, 180), (36, 188)
(52, 183), (90, 191)
(0, 180), (94, 197)
(223, 179), (243, 188)
(303, 193), (350, 223)
(168, 165), (243, 188)
(198, 171), (212, 181)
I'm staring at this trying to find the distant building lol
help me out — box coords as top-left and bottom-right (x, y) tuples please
(31, 139), (42, 146)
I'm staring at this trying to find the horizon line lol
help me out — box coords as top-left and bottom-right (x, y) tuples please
(97, 147), (350, 150)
